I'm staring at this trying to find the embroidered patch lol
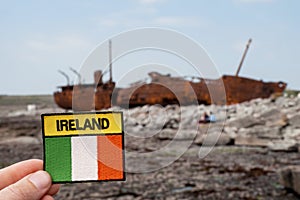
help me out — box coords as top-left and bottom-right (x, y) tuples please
(41, 112), (125, 183)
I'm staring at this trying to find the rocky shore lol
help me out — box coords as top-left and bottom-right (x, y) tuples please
(1, 95), (300, 199)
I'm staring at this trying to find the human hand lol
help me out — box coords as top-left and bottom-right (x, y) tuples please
(0, 159), (60, 200)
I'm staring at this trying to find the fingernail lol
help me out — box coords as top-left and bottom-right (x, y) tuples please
(28, 171), (51, 190)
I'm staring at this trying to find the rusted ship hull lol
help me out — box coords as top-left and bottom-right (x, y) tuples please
(94, 82), (115, 110)
(54, 83), (116, 111)
(116, 83), (180, 108)
(54, 73), (286, 110)
(54, 86), (73, 110)
(222, 75), (286, 104)
(54, 84), (96, 111)
(116, 74), (286, 107)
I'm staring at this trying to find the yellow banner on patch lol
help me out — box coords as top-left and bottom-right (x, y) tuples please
(42, 112), (123, 136)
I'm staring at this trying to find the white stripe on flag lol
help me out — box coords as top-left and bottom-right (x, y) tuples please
(71, 136), (98, 181)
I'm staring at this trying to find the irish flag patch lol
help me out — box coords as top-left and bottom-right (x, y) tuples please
(41, 112), (125, 183)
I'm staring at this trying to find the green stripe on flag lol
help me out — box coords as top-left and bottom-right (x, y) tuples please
(45, 137), (72, 182)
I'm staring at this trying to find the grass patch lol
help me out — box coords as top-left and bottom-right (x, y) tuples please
(284, 89), (300, 97)
(0, 95), (54, 106)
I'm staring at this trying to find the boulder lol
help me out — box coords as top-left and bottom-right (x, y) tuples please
(157, 129), (176, 140)
(195, 123), (232, 146)
(163, 118), (179, 129)
(268, 140), (298, 152)
(278, 166), (300, 195)
(282, 127), (300, 140)
(223, 126), (238, 138)
(289, 114), (300, 128)
(279, 167), (294, 189)
(259, 108), (288, 127)
(275, 96), (298, 108)
(227, 115), (264, 129)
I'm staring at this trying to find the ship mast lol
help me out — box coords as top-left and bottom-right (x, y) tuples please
(58, 70), (70, 85)
(109, 39), (112, 83)
(235, 38), (252, 77)
(69, 67), (82, 85)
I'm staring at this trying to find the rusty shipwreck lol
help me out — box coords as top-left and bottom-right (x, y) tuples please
(54, 39), (287, 111)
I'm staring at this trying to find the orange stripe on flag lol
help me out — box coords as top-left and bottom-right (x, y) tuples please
(97, 135), (124, 180)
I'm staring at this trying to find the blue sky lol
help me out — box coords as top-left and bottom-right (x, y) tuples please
(0, 0), (299, 94)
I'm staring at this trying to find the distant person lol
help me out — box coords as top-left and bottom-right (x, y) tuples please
(209, 111), (216, 123)
(199, 112), (210, 124)
(0, 159), (60, 200)
(199, 111), (216, 124)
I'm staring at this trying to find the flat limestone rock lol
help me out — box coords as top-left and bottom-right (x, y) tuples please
(289, 114), (300, 128)
(158, 129), (196, 140)
(238, 126), (282, 140)
(268, 140), (298, 152)
(259, 108), (288, 127)
(0, 136), (40, 145)
(195, 132), (232, 146)
(235, 135), (271, 147)
(227, 115), (264, 129)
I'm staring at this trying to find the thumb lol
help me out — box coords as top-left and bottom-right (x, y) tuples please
(0, 170), (52, 200)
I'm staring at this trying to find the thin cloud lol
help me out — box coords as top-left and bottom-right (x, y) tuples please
(21, 34), (92, 64)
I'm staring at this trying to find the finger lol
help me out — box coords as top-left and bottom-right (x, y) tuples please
(47, 184), (60, 196)
(41, 195), (55, 200)
(0, 159), (43, 190)
(0, 170), (52, 200)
